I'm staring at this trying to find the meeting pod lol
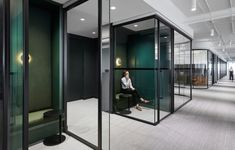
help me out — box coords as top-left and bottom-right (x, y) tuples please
(0, 0), (109, 149)
(192, 49), (227, 89)
(112, 16), (192, 125)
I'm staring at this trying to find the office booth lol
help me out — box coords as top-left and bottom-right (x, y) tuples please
(174, 31), (191, 110)
(1, 0), (111, 149)
(192, 49), (227, 89)
(192, 49), (215, 89)
(112, 16), (192, 125)
(218, 58), (227, 79)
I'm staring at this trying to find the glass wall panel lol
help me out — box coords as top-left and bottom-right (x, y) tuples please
(0, 0), (3, 148)
(113, 18), (156, 123)
(213, 54), (218, 84)
(208, 51), (213, 86)
(174, 31), (191, 110)
(28, 0), (62, 145)
(9, 0), (24, 149)
(159, 22), (172, 119)
(220, 60), (227, 78)
(66, 0), (99, 146)
(101, 0), (111, 149)
(192, 50), (208, 88)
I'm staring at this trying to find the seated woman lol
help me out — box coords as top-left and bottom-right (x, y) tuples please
(121, 70), (149, 111)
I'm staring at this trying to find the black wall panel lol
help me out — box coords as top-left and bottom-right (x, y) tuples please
(67, 34), (98, 101)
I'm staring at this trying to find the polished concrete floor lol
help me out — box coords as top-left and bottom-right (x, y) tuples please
(30, 77), (235, 150)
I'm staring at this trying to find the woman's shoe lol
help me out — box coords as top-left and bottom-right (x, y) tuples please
(141, 99), (150, 103)
(135, 106), (142, 111)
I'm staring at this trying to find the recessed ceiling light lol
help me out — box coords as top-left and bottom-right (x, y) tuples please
(134, 24), (138, 27)
(191, 0), (197, 11)
(164, 36), (167, 39)
(218, 41), (221, 46)
(80, 18), (85, 21)
(222, 48), (225, 52)
(92, 32), (96, 35)
(110, 6), (116, 10)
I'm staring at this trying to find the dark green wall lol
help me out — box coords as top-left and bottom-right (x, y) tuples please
(29, 6), (52, 112)
(127, 32), (155, 100)
(28, 1), (62, 145)
(114, 28), (155, 102)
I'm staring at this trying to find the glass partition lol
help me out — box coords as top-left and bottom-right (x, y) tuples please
(65, 0), (99, 147)
(113, 18), (156, 124)
(174, 31), (191, 110)
(9, 0), (24, 149)
(213, 54), (218, 84)
(220, 59), (227, 78)
(28, 0), (63, 145)
(159, 22), (172, 119)
(0, 0), (3, 148)
(192, 50), (208, 88)
(208, 51), (213, 86)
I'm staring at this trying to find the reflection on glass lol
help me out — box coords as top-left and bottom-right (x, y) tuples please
(208, 51), (213, 86)
(219, 59), (227, 78)
(114, 18), (156, 123)
(159, 22), (172, 119)
(213, 55), (218, 84)
(28, 0), (62, 145)
(0, 0), (3, 148)
(66, 0), (99, 146)
(174, 31), (191, 110)
(9, 0), (24, 149)
(192, 50), (208, 88)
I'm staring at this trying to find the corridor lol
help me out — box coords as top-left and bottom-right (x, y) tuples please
(108, 77), (235, 150)
(30, 77), (235, 150)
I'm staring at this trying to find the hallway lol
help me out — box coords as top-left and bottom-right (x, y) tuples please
(109, 77), (235, 150)
(30, 77), (235, 150)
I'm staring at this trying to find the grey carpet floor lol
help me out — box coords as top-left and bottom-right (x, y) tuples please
(110, 77), (235, 150)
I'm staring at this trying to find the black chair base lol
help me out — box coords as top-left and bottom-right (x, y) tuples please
(119, 109), (132, 115)
(43, 134), (66, 146)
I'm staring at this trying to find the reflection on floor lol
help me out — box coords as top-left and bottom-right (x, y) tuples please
(174, 95), (191, 109)
(110, 76), (235, 150)
(30, 76), (235, 150)
(119, 106), (169, 123)
(67, 99), (98, 146)
(29, 134), (92, 150)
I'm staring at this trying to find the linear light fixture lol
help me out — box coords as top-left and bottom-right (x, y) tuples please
(191, 0), (197, 11)
(210, 29), (214, 36)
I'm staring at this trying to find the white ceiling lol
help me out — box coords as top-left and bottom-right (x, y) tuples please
(52, 0), (155, 38)
(171, 0), (235, 61)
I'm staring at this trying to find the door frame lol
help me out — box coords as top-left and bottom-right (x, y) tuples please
(62, 0), (102, 150)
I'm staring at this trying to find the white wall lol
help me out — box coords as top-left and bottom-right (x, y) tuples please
(144, 0), (194, 38)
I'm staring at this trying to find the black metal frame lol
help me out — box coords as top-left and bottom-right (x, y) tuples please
(62, 0), (102, 150)
(2, 0), (29, 149)
(173, 34), (191, 111)
(3, 0), (10, 149)
(111, 14), (192, 126)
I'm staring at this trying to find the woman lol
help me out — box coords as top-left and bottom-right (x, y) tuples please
(121, 70), (149, 111)
(229, 67), (234, 81)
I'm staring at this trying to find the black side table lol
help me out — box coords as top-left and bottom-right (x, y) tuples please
(43, 110), (66, 146)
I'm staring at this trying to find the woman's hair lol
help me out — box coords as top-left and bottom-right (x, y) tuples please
(123, 70), (128, 77)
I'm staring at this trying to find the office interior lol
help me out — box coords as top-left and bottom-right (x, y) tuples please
(0, 0), (232, 150)
(192, 49), (227, 89)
